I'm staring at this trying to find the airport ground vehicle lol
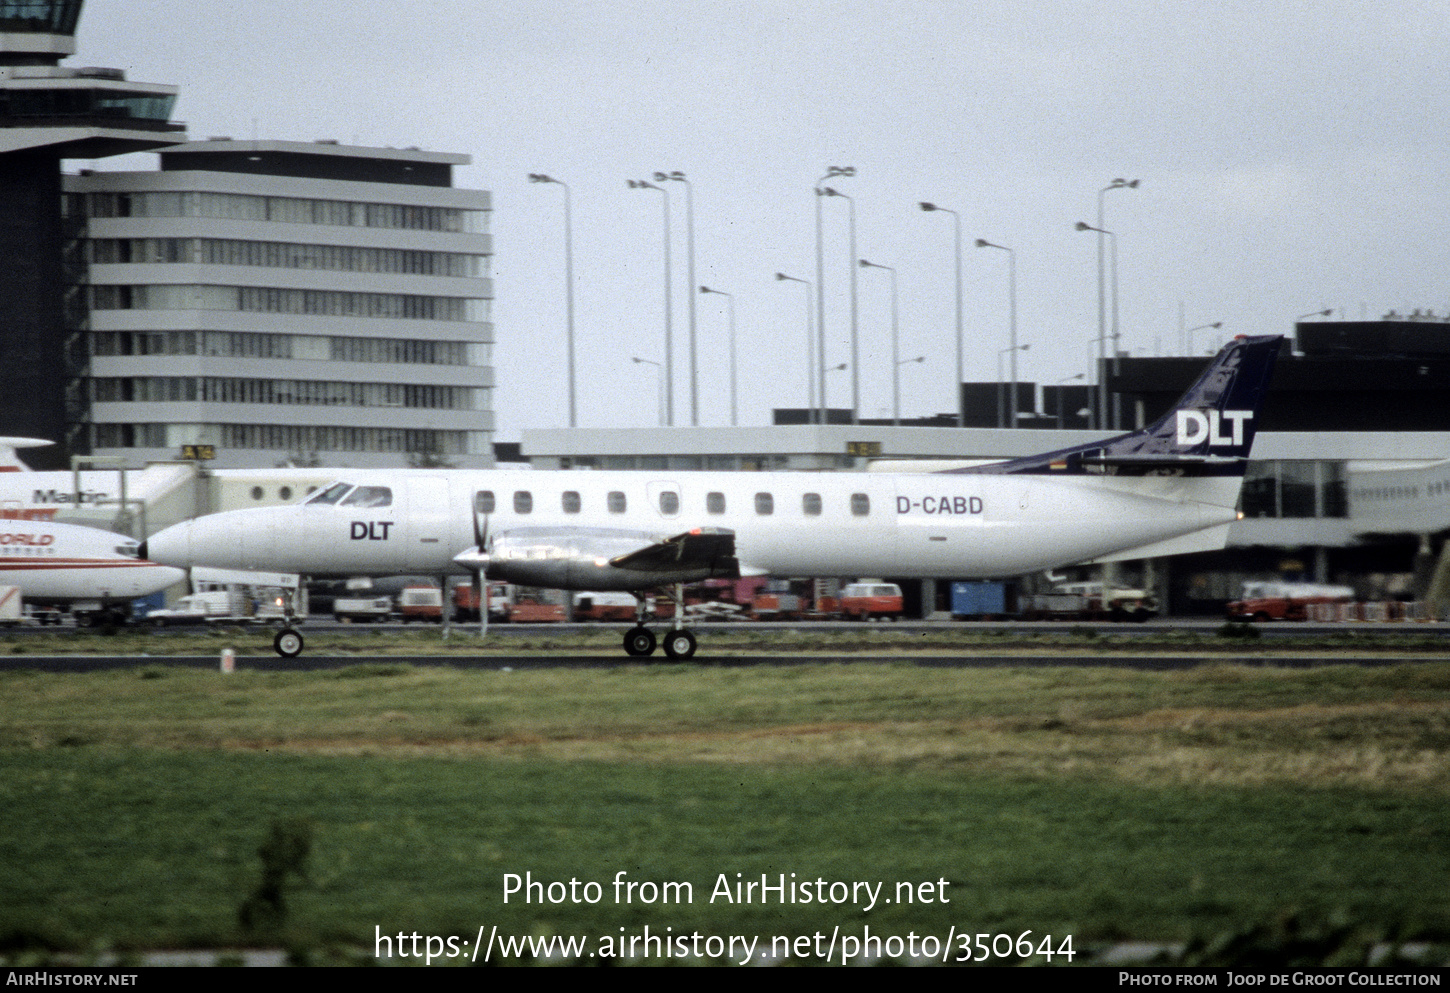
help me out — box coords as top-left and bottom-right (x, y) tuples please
(1019, 582), (1158, 622)
(1225, 581), (1354, 621)
(838, 582), (904, 620)
(145, 590), (252, 626)
(333, 596), (394, 622)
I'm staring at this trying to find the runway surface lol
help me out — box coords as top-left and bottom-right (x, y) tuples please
(0, 651), (1441, 672)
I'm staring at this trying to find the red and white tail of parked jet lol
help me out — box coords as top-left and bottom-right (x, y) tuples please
(143, 336), (1283, 658)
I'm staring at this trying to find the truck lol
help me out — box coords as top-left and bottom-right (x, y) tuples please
(333, 596), (394, 623)
(1226, 581), (1354, 622)
(398, 585), (443, 623)
(1020, 582), (1158, 622)
(145, 590), (253, 626)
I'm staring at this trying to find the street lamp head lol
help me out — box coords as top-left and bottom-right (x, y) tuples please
(1075, 221), (1092, 231)
(919, 202), (938, 212)
(528, 173), (556, 184)
(1110, 178), (1140, 190)
(827, 166), (855, 178)
(628, 179), (659, 190)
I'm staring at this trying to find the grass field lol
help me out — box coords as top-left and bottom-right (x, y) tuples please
(2, 647), (1449, 964)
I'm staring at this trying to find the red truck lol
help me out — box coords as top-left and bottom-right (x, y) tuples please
(1226, 581), (1353, 622)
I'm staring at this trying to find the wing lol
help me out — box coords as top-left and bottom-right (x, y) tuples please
(609, 527), (741, 579)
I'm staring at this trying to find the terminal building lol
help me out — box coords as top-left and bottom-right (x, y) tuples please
(520, 319), (1450, 616)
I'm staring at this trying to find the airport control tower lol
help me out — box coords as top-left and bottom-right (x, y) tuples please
(0, 0), (184, 466)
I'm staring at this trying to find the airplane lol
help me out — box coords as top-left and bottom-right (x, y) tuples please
(141, 335), (1283, 659)
(0, 519), (186, 625)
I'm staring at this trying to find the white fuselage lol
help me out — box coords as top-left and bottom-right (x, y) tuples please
(144, 467), (1240, 583)
(0, 521), (185, 603)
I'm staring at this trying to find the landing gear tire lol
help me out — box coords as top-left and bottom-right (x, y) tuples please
(274, 627), (305, 658)
(623, 626), (656, 657)
(663, 629), (697, 659)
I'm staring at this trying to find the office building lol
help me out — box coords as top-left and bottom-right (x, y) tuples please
(66, 138), (495, 468)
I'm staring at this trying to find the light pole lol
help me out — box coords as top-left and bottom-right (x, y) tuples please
(628, 179), (673, 425)
(700, 286), (736, 426)
(996, 344), (1030, 429)
(823, 187), (859, 423)
(1077, 221), (1117, 429)
(920, 202), (963, 426)
(527, 174), (575, 427)
(1094, 179), (1137, 429)
(976, 239), (1017, 428)
(1186, 321), (1222, 355)
(631, 357), (664, 426)
(815, 167), (854, 424)
(655, 172), (698, 426)
(896, 355), (925, 425)
(859, 258), (900, 424)
(1055, 373), (1085, 429)
(775, 272), (815, 420)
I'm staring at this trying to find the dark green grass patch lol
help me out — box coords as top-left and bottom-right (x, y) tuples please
(1, 748), (1447, 952)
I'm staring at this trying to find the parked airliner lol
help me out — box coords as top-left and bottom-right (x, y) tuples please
(0, 520), (185, 624)
(143, 336), (1282, 658)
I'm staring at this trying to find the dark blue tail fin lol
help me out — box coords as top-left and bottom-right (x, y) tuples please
(953, 335), (1282, 476)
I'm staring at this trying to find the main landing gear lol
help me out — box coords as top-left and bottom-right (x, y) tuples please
(622, 586), (698, 659)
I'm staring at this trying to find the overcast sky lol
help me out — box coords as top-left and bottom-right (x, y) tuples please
(74, 0), (1450, 439)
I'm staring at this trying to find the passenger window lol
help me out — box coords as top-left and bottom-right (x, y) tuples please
(851, 492), (870, 516)
(474, 490), (495, 514)
(514, 491), (533, 514)
(562, 491), (581, 513)
(340, 485), (392, 508)
(608, 491), (627, 514)
(802, 492), (822, 516)
(706, 491), (726, 514)
(755, 492), (774, 515)
(657, 490), (678, 515)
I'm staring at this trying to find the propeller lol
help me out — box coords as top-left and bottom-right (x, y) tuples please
(452, 498), (492, 635)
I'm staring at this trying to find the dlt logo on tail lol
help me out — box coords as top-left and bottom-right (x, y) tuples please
(1176, 410), (1253, 448)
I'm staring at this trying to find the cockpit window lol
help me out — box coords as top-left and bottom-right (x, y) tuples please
(116, 543), (139, 558)
(340, 486), (393, 508)
(307, 482), (353, 505)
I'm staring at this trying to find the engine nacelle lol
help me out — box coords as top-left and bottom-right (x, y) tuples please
(456, 526), (737, 591)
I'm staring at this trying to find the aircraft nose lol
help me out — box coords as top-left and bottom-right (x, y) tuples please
(142, 519), (194, 567)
